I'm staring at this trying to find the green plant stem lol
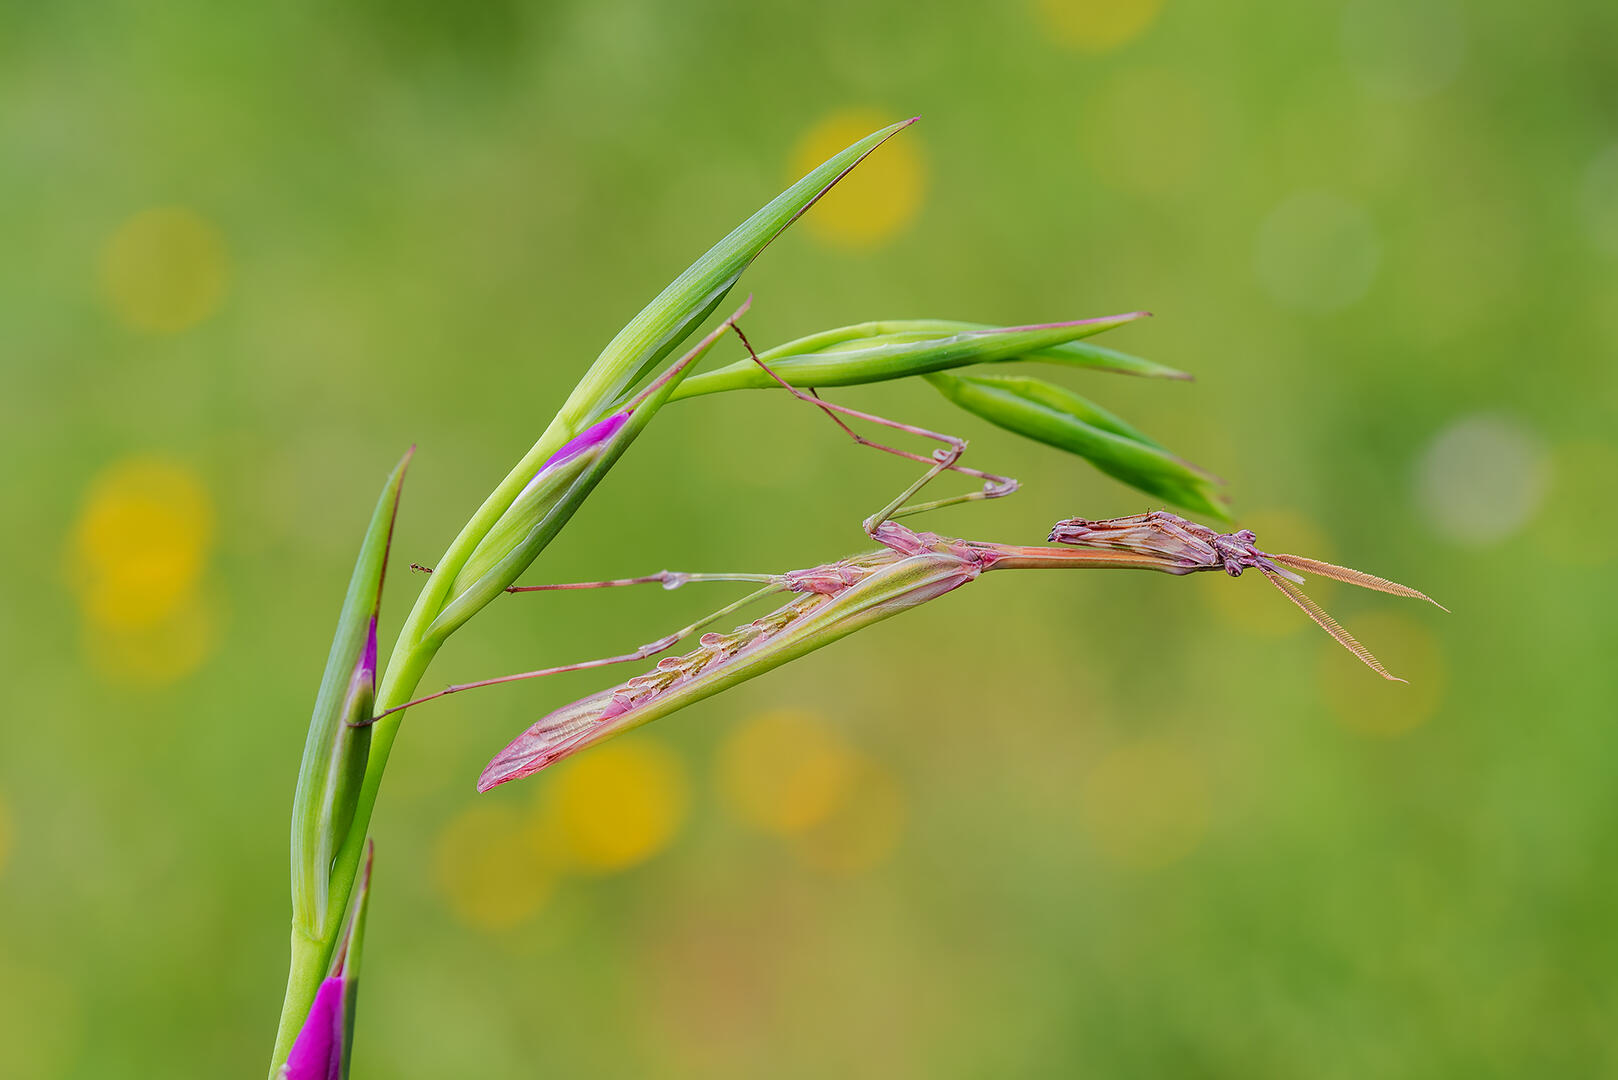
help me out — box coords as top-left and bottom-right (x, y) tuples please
(267, 417), (576, 1077)
(268, 927), (327, 1076)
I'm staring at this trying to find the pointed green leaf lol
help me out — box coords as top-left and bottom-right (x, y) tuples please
(925, 372), (1229, 519)
(288, 450), (409, 938)
(669, 312), (1186, 399)
(964, 372), (1167, 450)
(555, 118), (918, 429)
(426, 313), (740, 642)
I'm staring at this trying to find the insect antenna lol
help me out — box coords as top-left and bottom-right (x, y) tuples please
(356, 582), (785, 725)
(727, 320), (1018, 529)
(1267, 553), (1449, 611)
(1261, 568), (1406, 682)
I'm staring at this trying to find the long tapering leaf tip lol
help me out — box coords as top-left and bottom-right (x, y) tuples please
(289, 451), (408, 935)
(1006, 311), (1150, 333)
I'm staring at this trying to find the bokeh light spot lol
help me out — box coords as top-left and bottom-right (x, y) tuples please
(1035, 0), (1164, 53)
(1536, 440), (1618, 567)
(99, 207), (229, 333)
(546, 738), (689, 873)
(1084, 67), (1212, 197)
(83, 593), (218, 688)
(791, 755), (906, 875)
(1080, 737), (1210, 870)
(69, 456), (214, 630)
(791, 109), (925, 250)
(1581, 144), (1618, 260)
(1206, 509), (1336, 636)
(718, 708), (856, 835)
(0, 793), (10, 878)
(1415, 413), (1550, 546)
(1254, 191), (1380, 312)
(1340, 0), (1467, 100)
(434, 803), (554, 931)
(1318, 611), (1445, 736)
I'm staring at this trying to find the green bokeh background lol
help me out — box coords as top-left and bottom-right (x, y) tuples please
(5, 1), (1617, 1076)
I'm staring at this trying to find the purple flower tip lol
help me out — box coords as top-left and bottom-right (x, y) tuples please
(281, 977), (347, 1080)
(543, 412), (630, 474)
(360, 617), (378, 683)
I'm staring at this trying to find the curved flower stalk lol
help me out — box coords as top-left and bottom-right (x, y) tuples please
(268, 116), (1412, 1075)
(268, 120), (946, 1074)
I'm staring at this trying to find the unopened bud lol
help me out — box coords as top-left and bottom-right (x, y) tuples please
(448, 410), (630, 600)
(670, 312), (1180, 399)
(289, 451), (408, 936)
(281, 843), (374, 1080)
(925, 371), (1229, 520)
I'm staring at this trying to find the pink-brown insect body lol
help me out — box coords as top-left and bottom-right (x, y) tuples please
(475, 511), (1439, 789)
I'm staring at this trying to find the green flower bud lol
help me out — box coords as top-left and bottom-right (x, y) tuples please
(924, 371), (1229, 520)
(289, 451), (408, 937)
(669, 312), (1184, 399)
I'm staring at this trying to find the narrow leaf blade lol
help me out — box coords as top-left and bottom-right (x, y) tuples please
(288, 450), (409, 936)
(556, 118), (918, 427)
(925, 372), (1229, 519)
(669, 312), (1179, 399)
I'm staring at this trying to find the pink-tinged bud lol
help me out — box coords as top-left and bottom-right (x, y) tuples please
(281, 843), (373, 1080)
(532, 411), (630, 478)
(281, 977), (346, 1080)
(448, 411), (631, 602)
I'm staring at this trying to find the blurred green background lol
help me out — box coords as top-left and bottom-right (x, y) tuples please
(5, 1), (1617, 1076)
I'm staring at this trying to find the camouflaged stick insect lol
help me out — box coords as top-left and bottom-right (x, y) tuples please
(364, 319), (1443, 791)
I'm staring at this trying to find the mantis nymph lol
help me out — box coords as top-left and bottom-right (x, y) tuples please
(372, 317), (1443, 791)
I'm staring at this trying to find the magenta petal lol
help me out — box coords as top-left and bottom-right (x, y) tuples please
(281, 977), (346, 1080)
(542, 412), (630, 473)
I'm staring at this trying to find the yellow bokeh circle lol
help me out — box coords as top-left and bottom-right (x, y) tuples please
(546, 738), (689, 873)
(83, 594), (218, 688)
(1035, 0), (1165, 53)
(790, 109), (925, 250)
(1318, 611), (1445, 737)
(0, 794), (10, 878)
(434, 803), (555, 931)
(790, 756), (907, 875)
(99, 206), (230, 333)
(718, 709), (857, 835)
(1080, 737), (1210, 870)
(69, 456), (214, 631)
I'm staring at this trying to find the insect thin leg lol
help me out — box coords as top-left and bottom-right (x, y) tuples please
(407, 567), (781, 592)
(507, 570), (783, 593)
(359, 584), (784, 724)
(727, 321), (1018, 534)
